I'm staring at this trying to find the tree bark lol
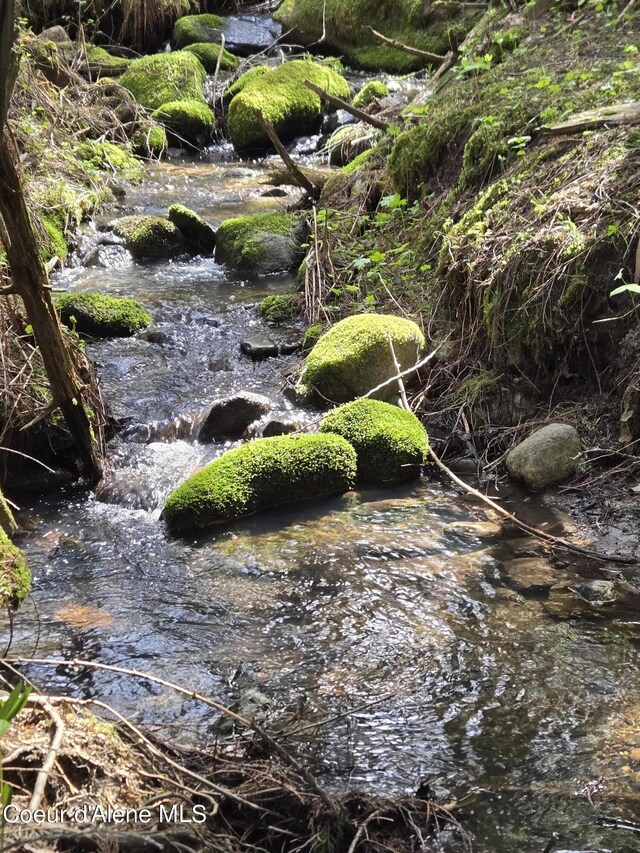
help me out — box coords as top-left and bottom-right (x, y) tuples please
(0, 128), (104, 484)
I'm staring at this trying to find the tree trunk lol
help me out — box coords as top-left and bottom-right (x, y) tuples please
(0, 128), (104, 484)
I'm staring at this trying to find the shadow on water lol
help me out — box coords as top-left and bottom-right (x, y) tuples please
(5, 154), (640, 853)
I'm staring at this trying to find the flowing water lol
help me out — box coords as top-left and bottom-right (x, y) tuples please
(5, 150), (640, 852)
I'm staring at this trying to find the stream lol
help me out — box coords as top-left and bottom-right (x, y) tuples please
(5, 149), (640, 853)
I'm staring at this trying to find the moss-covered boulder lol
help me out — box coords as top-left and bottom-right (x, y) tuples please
(113, 215), (185, 259)
(321, 399), (427, 483)
(216, 211), (305, 275)
(225, 64), (269, 101)
(326, 122), (380, 167)
(353, 80), (389, 108)
(227, 59), (350, 153)
(0, 527), (31, 608)
(55, 293), (152, 337)
(131, 122), (167, 158)
(183, 41), (240, 72)
(172, 13), (224, 48)
(173, 13), (282, 56)
(83, 45), (131, 77)
(275, 0), (475, 73)
(302, 314), (425, 403)
(119, 51), (206, 110)
(258, 293), (297, 323)
(168, 204), (216, 253)
(152, 100), (214, 146)
(162, 433), (357, 532)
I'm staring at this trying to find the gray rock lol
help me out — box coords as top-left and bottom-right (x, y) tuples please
(38, 25), (71, 43)
(262, 418), (300, 437)
(252, 233), (304, 275)
(506, 423), (581, 491)
(502, 557), (559, 593)
(199, 392), (271, 442)
(202, 15), (281, 57)
(240, 334), (279, 360)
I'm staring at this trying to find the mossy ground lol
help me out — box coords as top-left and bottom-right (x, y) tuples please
(119, 51), (206, 110)
(55, 293), (152, 337)
(216, 212), (299, 269)
(227, 59), (350, 152)
(162, 434), (358, 532)
(0, 527), (31, 608)
(321, 398), (428, 483)
(275, 0), (477, 72)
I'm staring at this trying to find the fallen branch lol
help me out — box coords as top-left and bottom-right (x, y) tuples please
(363, 26), (446, 64)
(428, 447), (636, 565)
(267, 162), (333, 193)
(540, 101), (640, 135)
(304, 79), (389, 131)
(27, 696), (65, 812)
(256, 114), (320, 199)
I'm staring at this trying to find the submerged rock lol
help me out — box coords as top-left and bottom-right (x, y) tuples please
(506, 423), (581, 491)
(119, 51), (206, 110)
(198, 392), (272, 442)
(301, 313), (425, 403)
(172, 13), (282, 57)
(501, 557), (560, 594)
(55, 293), (152, 337)
(112, 215), (185, 260)
(227, 59), (350, 153)
(162, 433), (358, 532)
(168, 204), (216, 253)
(321, 398), (428, 483)
(216, 212), (305, 275)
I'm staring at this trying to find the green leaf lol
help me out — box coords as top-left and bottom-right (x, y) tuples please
(611, 282), (640, 296)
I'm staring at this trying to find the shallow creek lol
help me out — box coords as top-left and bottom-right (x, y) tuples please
(6, 151), (640, 852)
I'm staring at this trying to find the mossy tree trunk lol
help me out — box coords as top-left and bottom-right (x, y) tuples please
(0, 0), (104, 485)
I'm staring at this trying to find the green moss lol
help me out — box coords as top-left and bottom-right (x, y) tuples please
(162, 433), (358, 532)
(42, 215), (68, 262)
(119, 51), (206, 110)
(73, 140), (142, 178)
(84, 45), (131, 76)
(113, 215), (184, 259)
(216, 211), (298, 270)
(131, 123), (168, 157)
(168, 203), (216, 252)
(275, 0), (477, 73)
(225, 65), (269, 100)
(321, 398), (427, 483)
(55, 293), (152, 337)
(227, 59), (350, 152)
(353, 80), (388, 109)
(152, 100), (214, 144)
(258, 293), (297, 323)
(172, 13), (224, 49)
(302, 313), (425, 403)
(183, 41), (239, 72)
(302, 324), (324, 351)
(342, 148), (375, 175)
(0, 527), (31, 608)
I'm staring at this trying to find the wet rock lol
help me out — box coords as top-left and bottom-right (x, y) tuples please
(199, 392), (272, 442)
(168, 204), (216, 254)
(216, 211), (305, 275)
(262, 419), (300, 437)
(173, 14), (282, 57)
(54, 293), (152, 337)
(506, 423), (581, 491)
(112, 215), (185, 260)
(241, 333), (279, 360)
(502, 557), (559, 593)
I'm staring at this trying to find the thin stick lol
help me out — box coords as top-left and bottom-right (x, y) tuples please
(387, 335), (410, 411)
(304, 80), (389, 131)
(27, 696), (65, 811)
(212, 34), (225, 97)
(428, 448), (635, 565)
(363, 26), (445, 63)
(257, 114), (319, 198)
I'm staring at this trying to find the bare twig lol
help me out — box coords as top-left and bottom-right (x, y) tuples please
(27, 696), (65, 811)
(363, 25), (446, 63)
(257, 114), (320, 198)
(304, 80), (389, 131)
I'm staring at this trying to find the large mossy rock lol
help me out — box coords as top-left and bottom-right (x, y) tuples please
(152, 100), (214, 146)
(301, 314), (425, 403)
(321, 399), (428, 483)
(274, 0), (474, 73)
(55, 293), (152, 337)
(162, 433), (358, 532)
(215, 212), (304, 274)
(0, 527), (31, 608)
(168, 204), (216, 253)
(227, 59), (350, 153)
(119, 51), (206, 110)
(506, 423), (581, 491)
(113, 215), (185, 259)
(172, 13), (282, 56)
